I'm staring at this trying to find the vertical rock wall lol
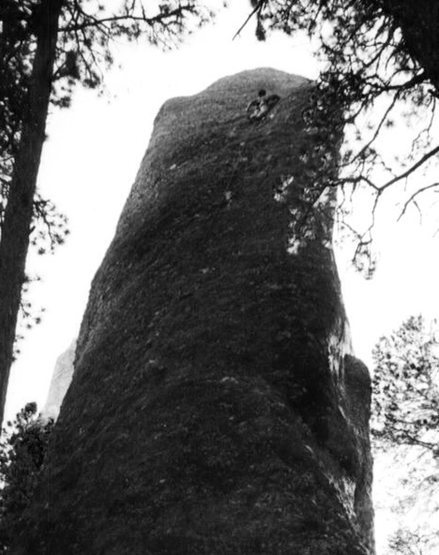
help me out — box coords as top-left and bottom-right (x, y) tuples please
(16, 68), (374, 554)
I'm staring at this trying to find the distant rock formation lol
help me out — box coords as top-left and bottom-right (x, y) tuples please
(42, 340), (76, 420)
(15, 68), (374, 554)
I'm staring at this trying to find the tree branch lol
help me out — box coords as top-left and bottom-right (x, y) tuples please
(398, 182), (439, 220)
(60, 5), (197, 33)
(233, 1), (265, 40)
(379, 145), (439, 192)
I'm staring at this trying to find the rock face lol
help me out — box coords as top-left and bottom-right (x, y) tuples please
(42, 340), (76, 420)
(16, 68), (374, 554)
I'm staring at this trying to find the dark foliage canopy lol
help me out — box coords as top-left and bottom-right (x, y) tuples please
(247, 1), (439, 273)
(0, 403), (53, 553)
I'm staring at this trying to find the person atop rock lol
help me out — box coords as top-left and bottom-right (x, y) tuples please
(247, 89), (280, 121)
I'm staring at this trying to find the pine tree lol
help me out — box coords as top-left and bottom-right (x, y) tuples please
(0, 0), (210, 425)
(251, 1), (439, 271)
(371, 315), (439, 554)
(0, 403), (53, 553)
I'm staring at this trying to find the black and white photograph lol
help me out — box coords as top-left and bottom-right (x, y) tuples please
(0, 1), (438, 553)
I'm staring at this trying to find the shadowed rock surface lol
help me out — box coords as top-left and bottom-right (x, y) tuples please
(15, 68), (374, 554)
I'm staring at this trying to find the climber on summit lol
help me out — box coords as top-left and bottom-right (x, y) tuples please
(247, 89), (280, 121)
(247, 89), (269, 120)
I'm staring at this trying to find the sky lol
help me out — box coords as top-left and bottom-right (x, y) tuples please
(5, 0), (439, 420)
(5, 3), (320, 420)
(4, 4), (439, 552)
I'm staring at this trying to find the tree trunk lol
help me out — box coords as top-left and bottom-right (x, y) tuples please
(381, 0), (439, 92)
(0, 0), (62, 425)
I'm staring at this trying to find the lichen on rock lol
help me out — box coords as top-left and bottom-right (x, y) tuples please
(14, 68), (374, 554)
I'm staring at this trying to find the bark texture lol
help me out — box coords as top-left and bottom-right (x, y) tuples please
(0, 0), (63, 424)
(15, 68), (374, 554)
(381, 0), (439, 92)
